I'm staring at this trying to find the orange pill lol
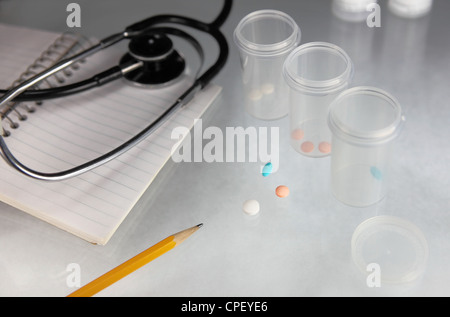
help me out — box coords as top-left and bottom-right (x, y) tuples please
(318, 141), (331, 154)
(301, 141), (314, 153)
(275, 185), (290, 198)
(291, 128), (304, 140)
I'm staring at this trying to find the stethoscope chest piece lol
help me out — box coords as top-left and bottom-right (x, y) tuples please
(0, 0), (231, 181)
(119, 32), (186, 87)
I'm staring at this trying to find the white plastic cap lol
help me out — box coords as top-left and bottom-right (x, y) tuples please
(333, 0), (378, 12)
(388, 0), (433, 18)
(332, 0), (379, 22)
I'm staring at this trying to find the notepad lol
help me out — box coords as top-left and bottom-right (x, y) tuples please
(0, 23), (221, 245)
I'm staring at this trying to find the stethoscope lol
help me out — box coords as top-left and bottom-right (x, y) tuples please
(0, 0), (232, 181)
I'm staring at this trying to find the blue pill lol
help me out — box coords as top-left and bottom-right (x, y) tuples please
(262, 162), (273, 177)
(370, 166), (383, 180)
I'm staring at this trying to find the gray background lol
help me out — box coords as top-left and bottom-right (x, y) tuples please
(0, 0), (449, 296)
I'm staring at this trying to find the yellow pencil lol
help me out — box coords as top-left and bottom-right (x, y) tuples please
(67, 224), (203, 297)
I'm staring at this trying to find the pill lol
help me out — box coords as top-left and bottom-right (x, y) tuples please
(275, 185), (290, 198)
(243, 199), (260, 216)
(291, 128), (304, 140)
(370, 166), (383, 180)
(261, 83), (274, 95)
(318, 141), (331, 154)
(262, 162), (273, 177)
(301, 141), (314, 153)
(248, 89), (262, 101)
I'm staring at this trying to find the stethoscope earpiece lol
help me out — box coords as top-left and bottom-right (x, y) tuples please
(120, 32), (186, 87)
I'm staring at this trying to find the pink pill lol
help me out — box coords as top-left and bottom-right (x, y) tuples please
(291, 129), (304, 140)
(318, 142), (331, 154)
(301, 141), (314, 153)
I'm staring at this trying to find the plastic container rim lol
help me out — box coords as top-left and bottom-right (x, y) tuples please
(283, 42), (354, 95)
(233, 10), (301, 57)
(328, 86), (405, 146)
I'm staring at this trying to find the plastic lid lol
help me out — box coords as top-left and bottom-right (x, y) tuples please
(351, 215), (429, 284)
(283, 42), (354, 95)
(234, 10), (301, 57)
(333, 0), (378, 13)
(332, 0), (379, 22)
(388, 0), (433, 18)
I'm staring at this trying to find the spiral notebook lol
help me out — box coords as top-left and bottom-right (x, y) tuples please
(0, 23), (221, 245)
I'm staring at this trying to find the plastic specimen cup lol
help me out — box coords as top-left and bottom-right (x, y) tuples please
(283, 42), (353, 157)
(234, 10), (301, 120)
(327, 86), (405, 207)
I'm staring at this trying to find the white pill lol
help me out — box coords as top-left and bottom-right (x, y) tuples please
(243, 199), (260, 216)
(248, 89), (262, 101)
(261, 83), (274, 95)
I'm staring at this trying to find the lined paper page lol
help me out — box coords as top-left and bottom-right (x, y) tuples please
(0, 24), (62, 87)
(0, 24), (221, 244)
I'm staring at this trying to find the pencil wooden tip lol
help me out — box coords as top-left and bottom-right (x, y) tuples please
(173, 223), (203, 245)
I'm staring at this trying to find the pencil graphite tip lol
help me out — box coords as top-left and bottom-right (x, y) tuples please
(197, 223), (203, 228)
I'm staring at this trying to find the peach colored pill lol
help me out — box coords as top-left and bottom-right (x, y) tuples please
(291, 128), (304, 140)
(276, 185), (290, 198)
(318, 141), (331, 154)
(301, 141), (314, 153)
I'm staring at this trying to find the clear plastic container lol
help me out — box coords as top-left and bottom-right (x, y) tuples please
(234, 10), (301, 120)
(283, 42), (353, 157)
(388, 0), (433, 18)
(332, 0), (378, 22)
(328, 87), (405, 207)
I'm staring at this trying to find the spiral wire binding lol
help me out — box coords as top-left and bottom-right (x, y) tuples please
(1, 32), (93, 137)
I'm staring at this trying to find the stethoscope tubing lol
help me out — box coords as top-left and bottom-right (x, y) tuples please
(3, 26), (205, 103)
(0, 0), (231, 181)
